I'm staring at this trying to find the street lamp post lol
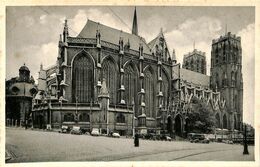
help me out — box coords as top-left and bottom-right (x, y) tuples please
(243, 124), (249, 155)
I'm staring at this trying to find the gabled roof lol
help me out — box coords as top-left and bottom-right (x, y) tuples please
(180, 68), (210, 87)
(78, 19), (152, 55)
(147, 29), (171, 57)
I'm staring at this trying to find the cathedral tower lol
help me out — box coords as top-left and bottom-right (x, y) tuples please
(182, 49), (206, 74)
(210, 32), (243, 131)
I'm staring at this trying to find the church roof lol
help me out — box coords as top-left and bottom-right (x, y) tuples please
(180, 68), (209, 87)
(78, 19), (152, 55)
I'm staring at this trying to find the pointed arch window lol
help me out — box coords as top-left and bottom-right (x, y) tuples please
(116, 113), (126, 123)
(124, 64), (138, 106)
(64, 113), (74, 122)
(190, 59), (194, 70)
(144, 68), (154, 118)
(72, 53), (94, 103)
(162, 70), (169, 108)
(79, 113), (90, 122)
(102, 58), (117, 104)
(196, 59), (200, 72)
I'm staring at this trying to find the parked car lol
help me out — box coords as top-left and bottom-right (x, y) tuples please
(145, 133), (156, 140)
(58, 125), (70, 133)
(161, 135), (172, 141)
(91, 128), (100, 136)
(189, 133), (209, 144)
(112, 132), (120, 138)
(70, 126), (82, 135)
(85, 132), (91, 135)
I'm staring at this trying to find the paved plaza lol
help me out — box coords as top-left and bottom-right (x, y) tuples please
(5, 128), (254, 163)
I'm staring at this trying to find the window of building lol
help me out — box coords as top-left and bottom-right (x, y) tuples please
(116, 113), (125, 123)
(72, 52), (94, 103)
(11, 86), (20, 94)
(144, 68), (154, 118)
(162, 70), (169, 108)
(124, 64), (137, 105)
(102, 58), (117, 104)
(64, 113), (74, 122)
(79, 113), (90, 122)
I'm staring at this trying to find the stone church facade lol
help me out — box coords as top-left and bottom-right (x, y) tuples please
(31, 8), (243, 136)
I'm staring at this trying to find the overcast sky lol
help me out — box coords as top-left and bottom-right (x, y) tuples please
(6, 6), (255, 126)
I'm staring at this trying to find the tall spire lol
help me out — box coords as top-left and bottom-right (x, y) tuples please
(132, 7), (138, 36)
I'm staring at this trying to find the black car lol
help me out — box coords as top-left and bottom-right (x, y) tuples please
(188, 133), (209, 144)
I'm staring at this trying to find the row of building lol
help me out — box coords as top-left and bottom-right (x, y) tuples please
(6, 8), (243, 137)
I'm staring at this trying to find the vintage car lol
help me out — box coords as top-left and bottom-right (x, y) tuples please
(112, 132), (120, 138)
(70, 126), (82, 135)
(91, 128), (100, 136)
(188, 133), (210, 144)
(58, 125), (70, 133)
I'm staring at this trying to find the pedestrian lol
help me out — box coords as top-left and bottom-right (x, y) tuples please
(134, 133), (139, 147)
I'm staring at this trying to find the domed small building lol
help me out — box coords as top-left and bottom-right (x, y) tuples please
(6, 64), (38, 127)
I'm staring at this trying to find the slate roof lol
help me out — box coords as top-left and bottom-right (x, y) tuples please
(180, 68), (210, 87)
(78, 19), (152, 55)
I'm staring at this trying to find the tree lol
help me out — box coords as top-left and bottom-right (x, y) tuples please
(187, 97), (215, 133)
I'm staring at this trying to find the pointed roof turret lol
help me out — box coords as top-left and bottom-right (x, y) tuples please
(132, 7), (138, 36)
(63, 19), (69, 42)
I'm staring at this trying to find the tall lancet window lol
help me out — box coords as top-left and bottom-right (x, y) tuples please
(124, 64), (138, 106)
(72, 53), (94, 103)
(102, 58), (117, 104)
(162, 70), (169, 108)
(144, 68), (154, 118)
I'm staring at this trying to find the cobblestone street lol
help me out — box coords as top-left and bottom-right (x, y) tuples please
(6, 128), (254, 163)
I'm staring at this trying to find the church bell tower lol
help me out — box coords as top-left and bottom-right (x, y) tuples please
(210, 32), (243, 131)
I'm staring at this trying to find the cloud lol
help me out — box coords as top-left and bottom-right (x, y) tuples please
(24, 16), (35, 27)
(70, 9), (130, 36)
(237, 23), (255, 126)
(6, 42), (58, 83)
(139, 14), (168, 42)
(163, 16), (222, 74)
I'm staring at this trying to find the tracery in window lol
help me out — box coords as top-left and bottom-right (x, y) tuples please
(72, 52), (94, 103)
(144, 68), (154, 118)
(124, 64), (138, 106)
(102, 58), (117, 104)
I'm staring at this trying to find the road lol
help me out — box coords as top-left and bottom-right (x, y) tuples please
(5, 128), (254, 162)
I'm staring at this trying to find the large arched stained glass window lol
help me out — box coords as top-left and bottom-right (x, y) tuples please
(162, 70), (169, 108)
(102, 58), (117, 104)
(72, 53), (94, 103)
(144, 68), (154, 118)
(124, 64), (138, 106)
